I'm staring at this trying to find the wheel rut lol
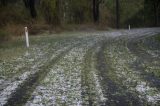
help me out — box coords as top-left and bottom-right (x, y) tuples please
(3, 37), (85, 106)
(96, 41), (143, 106)
(127, 36), (160, 89)
(104, 35), (160, 105)
(81, 40), (106, 106)
(25, 35), (104, 106)
(1, 28), (160, 106)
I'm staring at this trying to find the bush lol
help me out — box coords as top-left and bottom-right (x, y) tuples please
(0, 30), (11, 42)
(4, 24), (24, 36)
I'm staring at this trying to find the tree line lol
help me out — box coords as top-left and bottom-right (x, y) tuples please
(0, 0), (160, 28)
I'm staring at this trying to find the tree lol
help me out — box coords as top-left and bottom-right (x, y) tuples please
(152, 0), (160, 26)
(0, 0), (6, 6)
(69, 0), (89, 24)
(23, 0), (37, 18)
(93, 0), (103, 23)
(0, 0), (19, 6)
(115, 0), (120, 29)
(29, 0), (37, 18)
(144, 0), (160, 26)
(40, 0), (61, 26)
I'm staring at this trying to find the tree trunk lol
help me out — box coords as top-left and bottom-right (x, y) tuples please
(155, 1), (160, 26)
(96, 3), (100, 22)
(29, 0), (37, 18)
(116, 0), (120, 29)
(54, 0), (61, 25)
(158, 4), (160, 26)
(93, 0), (100, 23)
(93, 0), (96, 22)
(0, 0), (7, 6)
(23, 0), (29, 8)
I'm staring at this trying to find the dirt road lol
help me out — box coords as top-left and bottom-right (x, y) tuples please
(0, 28), (160, 106)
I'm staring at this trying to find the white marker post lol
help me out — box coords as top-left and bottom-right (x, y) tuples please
(25, 27), (29, 48)
(128, 24), (131, 30)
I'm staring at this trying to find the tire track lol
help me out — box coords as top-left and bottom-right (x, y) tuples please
(127, 36), (160, 89)
(96, 40), (144, 106)
(25, 35), (102, 106)
(82, 47), (98, 106)
(81, 40), (107, 106)
(1, 28), (160, 106)
(0, 37), (76, 93)
(104, 35), (160, 105)
(1, 36), (86, 106)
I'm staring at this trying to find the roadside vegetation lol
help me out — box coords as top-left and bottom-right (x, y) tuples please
(0, 0), (160, 42)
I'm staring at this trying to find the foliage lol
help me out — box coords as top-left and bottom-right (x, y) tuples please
(40, 0), (59, 25)
(0, 30), (10, 42)
(144, 0), (160, 26)
(0, 1), (31, 26)
(0, 0), (160, 31)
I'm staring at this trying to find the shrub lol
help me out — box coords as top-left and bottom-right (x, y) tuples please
(0, 30), (11, 42)
(4, 24), (24, 36)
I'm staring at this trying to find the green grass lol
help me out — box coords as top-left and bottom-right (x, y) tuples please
(0, 30), (11, 42)
(0, 33), (70, 61)
(154, 34), (160, 42)
(0, 37), (26, 61)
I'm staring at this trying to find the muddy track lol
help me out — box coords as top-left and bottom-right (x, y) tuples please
(81, 41), (105, 106)
(3, 37), (88, 106)
(96, 40), (144, 106)
(127, 36), (160, 89)
(4, 49), (71, 106)
(0, 28), (160, 106)
(0, 37), (79, 92)
(102, 34), (160, 105)
(81, 45), (97, 106)
(25, 35), (105, 106)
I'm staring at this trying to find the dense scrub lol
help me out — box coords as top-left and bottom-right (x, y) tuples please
(0, 0), (160, 43)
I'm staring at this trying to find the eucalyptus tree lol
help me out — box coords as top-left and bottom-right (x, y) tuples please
(40, 0), (61, 25)
(144, 0), (160, 26)
(115, 0), (120, 28)
(23, 0), (37, 18)
(93, 0), (104, 23)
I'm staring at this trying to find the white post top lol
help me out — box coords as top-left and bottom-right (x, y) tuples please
(25, 27), (29, 48)
(129, 24), (131, 30)
(25, 27), (28, 32)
